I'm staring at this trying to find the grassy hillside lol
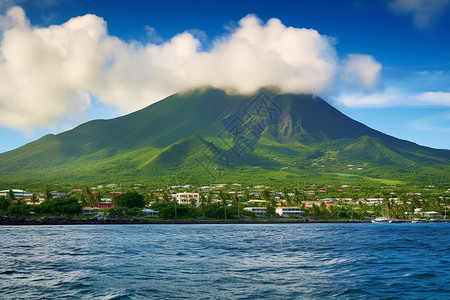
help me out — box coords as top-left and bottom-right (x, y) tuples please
(1, 88), (449, 189)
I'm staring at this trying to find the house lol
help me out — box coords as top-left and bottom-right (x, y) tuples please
(154, 194), (165, 200)
(199, 186), (212, 191)
(24, 198), (45, 205)
(275, 207), (304, 217)
(98, 202), (114, 209)
(303, 201), (323, 208)
(0, 189), (32, 199)
(142, 209), (159, 217)
(174, 192), (200, 205)
(363, 198), (383, 205)
(421, 211), (442, 218)
(320, 198), (340, 202)
(247, 199), (268, 204)
(244, 207), (267, 217)
(109, 192), (122, 196)
(51, 192), (67, 198)
(81, 207), (96, 215)
(211, 184), (227, 188)
(168, 185), (184, 189)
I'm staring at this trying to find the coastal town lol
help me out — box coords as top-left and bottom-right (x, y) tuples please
(1, 182), (449, 224)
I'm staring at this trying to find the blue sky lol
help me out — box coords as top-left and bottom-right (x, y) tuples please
(0, 0), (449, 153)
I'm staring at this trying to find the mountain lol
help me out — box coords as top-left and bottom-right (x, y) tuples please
(1, 87), (450, 188)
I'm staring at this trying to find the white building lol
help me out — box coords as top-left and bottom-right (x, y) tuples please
(142, 209), (159, 217)
(0, 189), (32, 199)
(421, 211), (442, 218)
(174, 192), (200, 206)
(363, 198), (383, 205)
(276, 207), (304, 217)
(247, 199), (268, 204)
(244, 207), (267, 217)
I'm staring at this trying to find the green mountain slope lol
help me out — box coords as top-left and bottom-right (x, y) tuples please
(1, 88), (449, 188)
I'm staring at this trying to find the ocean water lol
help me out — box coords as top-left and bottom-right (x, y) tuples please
(0, 223), (449, 299)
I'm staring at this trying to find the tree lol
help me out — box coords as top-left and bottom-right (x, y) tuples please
(218, 192), (228, 219)
(0, 196), (11, 212)
(283, 188), (292, 206)
(146, 191), (155, 205)
(95, 189), (103, 207)
(235, 194), (241, 219)
(7, 200), (27, 216)
(199, 194), (207, 217)
(31, 194), (38, 205)
(261, 189), (271, 201)
(44, 189), (53, 202)
(262, 189), (277, 217)
(266, 205), (276, 217)
(8, 189), (16, 201)
(83, 187), (95, 207)
(38, 196), (81, 215)
(162, 192), (170, 203)
(150, 202), (197, 219)
(115, 191), (145, 208)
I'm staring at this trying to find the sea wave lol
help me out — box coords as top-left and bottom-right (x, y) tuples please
(0, 223), (449, 299)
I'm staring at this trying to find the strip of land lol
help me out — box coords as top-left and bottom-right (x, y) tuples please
(1, 216), (448, 225)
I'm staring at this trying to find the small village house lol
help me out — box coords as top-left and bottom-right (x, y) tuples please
(244, 207), (267, 217)
(275, 207), (304, 217)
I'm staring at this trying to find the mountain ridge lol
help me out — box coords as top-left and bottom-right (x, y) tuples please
(1, 88), (449, 188)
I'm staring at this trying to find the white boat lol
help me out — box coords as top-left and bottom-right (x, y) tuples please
(372, 204), (392, 223)
(371, 217), (392, 223)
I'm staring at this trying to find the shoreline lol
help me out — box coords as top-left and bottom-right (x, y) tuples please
(1, 216), (448, 225)
(0, 216), (369, 225)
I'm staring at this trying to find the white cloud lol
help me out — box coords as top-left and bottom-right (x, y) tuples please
(144, 25), (163, 44)
(333, 88), (408, 108)
(389, 0), (450, 28)
(0, 7), (382, 133)
(334, 89), (450, 108)
(342, 54), (382, 90)
(0, 5), (28, 30)
(416, 91), (450, 106)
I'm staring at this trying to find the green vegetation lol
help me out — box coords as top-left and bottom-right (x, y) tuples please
(0, 195), (81, 216)
(115, 191), (146, 208)
(1, 182), (449, 222)
(0, 88), (449, 189)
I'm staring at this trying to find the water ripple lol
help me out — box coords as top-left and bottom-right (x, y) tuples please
(0, 223), (449, 299)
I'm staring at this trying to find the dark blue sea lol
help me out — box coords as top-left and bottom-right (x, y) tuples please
(1, 223), (449, 299)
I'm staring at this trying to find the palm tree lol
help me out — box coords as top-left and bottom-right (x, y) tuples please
(95, 190), (103, 207)
(83, 187), (95, 207)
(31, 194), (38, 205)
(44, 189), (53, 202)
(8, 189), (16, 201)
(0, 196), (10, 212)
(283, 188), (292, 206)
(217, 191), (229, 219)
(222, 200), (227, 219)
(199, 194), (207, 217)
(162, 192), (170, 203)
(232, 194), (241, 219)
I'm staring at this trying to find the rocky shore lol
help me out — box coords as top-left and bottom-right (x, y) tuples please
(0, 216), (375, 225)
